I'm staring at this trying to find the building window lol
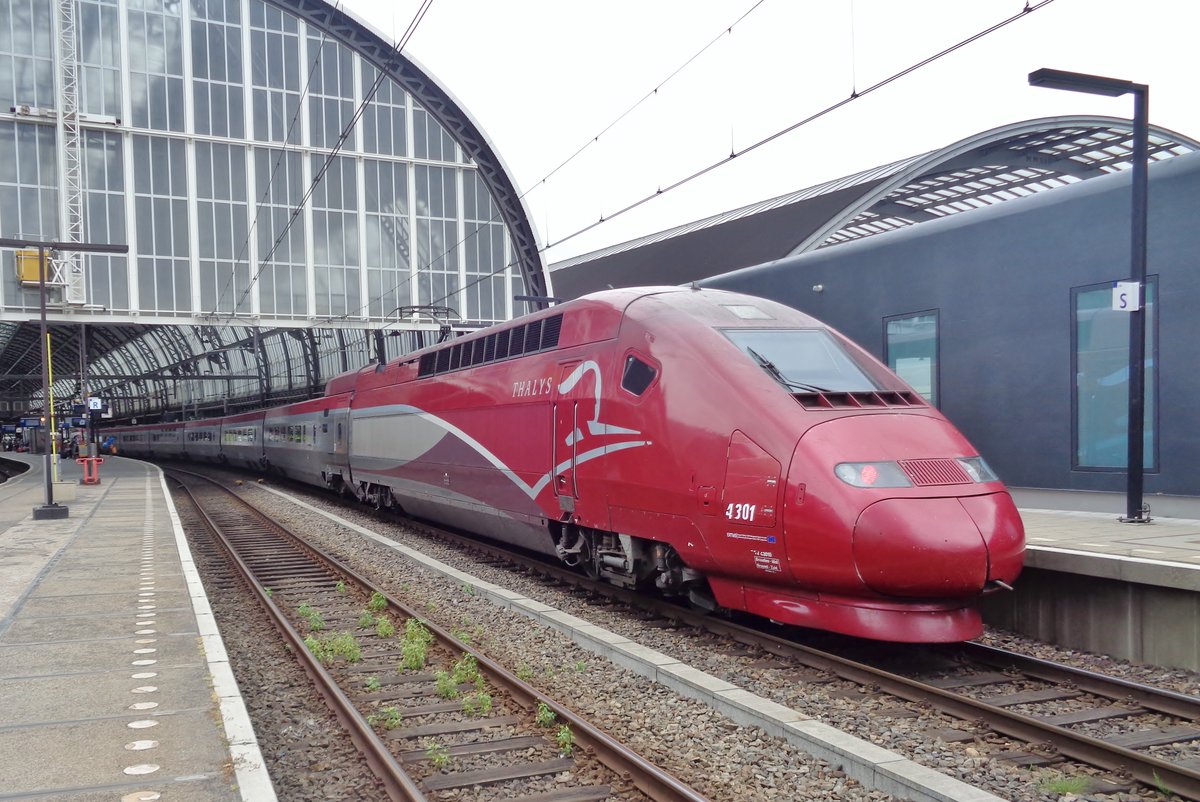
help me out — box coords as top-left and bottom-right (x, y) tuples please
(127, 0), (185, 131)
(1072, 278), (1157, 471)
(79, 0), (122, 118)
(0, 0), (56, 110)
(249, 0), (301, 144)
(307, 33), (355, 150)
(415, 164), (459, 309)
(196, 141), (250, 315)
(361, 64), (406, 157)
(254, 147), (306, 316)
(132, 134), (190, 312)
(311, 153), (360, 316)
(192, 0), (245, 138)
(884, 311), (938, 406)
(463, 171), (506, 324)
(364, 159), (410, 318)
(82, 129), (129, 311)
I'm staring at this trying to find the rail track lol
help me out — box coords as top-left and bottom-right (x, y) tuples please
(296, 486), (1200, 800)
(166, 467), (712, 802)
(0, 455), (28, 483)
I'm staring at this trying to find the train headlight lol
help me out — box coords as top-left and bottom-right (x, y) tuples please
(956, 457), (999, 483)
(834, 462), (912, 488)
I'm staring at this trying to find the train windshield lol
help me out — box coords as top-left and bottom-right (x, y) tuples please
(724, 329), (882, 393)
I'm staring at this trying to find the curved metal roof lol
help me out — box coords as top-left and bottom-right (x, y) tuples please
(548, 116), (1200, 299)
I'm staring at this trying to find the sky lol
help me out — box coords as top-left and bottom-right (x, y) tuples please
(339, 0), (1200, 269)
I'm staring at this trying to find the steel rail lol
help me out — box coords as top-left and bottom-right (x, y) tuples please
(167, 470), (428, 802)
(959, 640), (1200, 721)
(369, 510), (1200, 800)
(171, 467), (711, 802)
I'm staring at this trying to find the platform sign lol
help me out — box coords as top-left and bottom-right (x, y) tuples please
(20, 417), (42, 428)
(1, 424), (15, 433)
(1112, 281), (1141, 312)
(88, 397), (103, 411)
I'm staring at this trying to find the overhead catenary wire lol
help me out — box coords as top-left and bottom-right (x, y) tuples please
(219, 0), (1054, 338)
(542, 0), (1057, 252)
(340, 0), (1057, 329)
(532, 0), (768, 190)
(306, 0), (772, 328)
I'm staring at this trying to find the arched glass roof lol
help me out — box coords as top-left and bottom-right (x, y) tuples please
(0, 0), (546, 424)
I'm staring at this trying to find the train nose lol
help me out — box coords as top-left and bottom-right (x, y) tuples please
(852, 493), (1023, 597)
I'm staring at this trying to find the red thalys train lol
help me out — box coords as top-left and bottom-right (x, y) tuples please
(108, 287), (1024, 642)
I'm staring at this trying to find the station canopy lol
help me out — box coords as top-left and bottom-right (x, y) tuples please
(548, 116), (1200, 299)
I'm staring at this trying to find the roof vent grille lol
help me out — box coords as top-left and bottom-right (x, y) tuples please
(793, 390), (923, 410)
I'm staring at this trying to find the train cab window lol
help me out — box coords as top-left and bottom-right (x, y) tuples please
(725, 329), (881, 393)
(622, 355), (657, 396)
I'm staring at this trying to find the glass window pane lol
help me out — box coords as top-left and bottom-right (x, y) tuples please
(885, 312), (938, 405)
(1074, 281), (1157, 470)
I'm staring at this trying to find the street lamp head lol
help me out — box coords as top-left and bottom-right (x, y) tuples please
(1028, 67), (1140, 97)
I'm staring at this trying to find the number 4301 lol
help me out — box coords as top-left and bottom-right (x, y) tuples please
(725, 502), (756, 522)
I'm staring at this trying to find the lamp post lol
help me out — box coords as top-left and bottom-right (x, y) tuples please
(1028, 68), (1150, 523)
(1, 238), (128, 520)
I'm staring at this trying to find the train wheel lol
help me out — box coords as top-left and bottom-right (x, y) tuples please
(578, 531), (601, 579)
(686, 581), (717, 614)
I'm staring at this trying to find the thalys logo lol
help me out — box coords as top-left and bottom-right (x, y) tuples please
(512, 377), (553, 397)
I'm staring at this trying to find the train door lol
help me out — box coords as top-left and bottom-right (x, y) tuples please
(552, 361), (589, 507)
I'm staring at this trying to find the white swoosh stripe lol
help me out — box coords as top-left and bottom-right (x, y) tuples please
(354, 404), (649, 501)
(529, 440), (650, 497)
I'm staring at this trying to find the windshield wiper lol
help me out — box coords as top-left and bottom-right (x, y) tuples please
(745, 347), (830, 393)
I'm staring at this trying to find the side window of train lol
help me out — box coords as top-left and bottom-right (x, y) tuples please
(621, 353), (658, 396)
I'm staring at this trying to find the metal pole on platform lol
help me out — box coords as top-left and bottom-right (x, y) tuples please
(1028, 68), (1152, 523)
(36, 244), (59, 518)
(0, 237), (128, 521)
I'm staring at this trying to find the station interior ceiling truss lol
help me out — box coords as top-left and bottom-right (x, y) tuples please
(0, 318), (452, 424)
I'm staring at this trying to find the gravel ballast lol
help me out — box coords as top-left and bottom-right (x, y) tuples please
(231, 475), (1195, 802)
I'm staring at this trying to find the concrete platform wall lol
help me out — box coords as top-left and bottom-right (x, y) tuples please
(981, 568), (1200, 671)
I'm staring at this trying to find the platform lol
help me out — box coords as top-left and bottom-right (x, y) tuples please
(985, 489), (1200, 671)
(0, 453), (275, 801)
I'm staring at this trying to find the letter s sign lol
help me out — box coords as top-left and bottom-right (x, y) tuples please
(1112, 281), (1141, 312)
